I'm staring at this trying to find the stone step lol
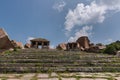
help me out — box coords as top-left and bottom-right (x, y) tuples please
(0, 55), (115, 59)
(0, 59), (120, 64)
(1, 62), (120, 67)
(0, 49), (119, 73)
(0, 66), (120, 73)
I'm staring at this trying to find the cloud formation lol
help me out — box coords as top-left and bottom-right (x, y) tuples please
(26, 37), (34, 43)
(97, 0), (120, 11)
(105, 38), (113, 44)
(53, 1), (66, 12)
(68, 26), (93, 42)
(65, 0), (120, 42)
(65, 1), (105, 31)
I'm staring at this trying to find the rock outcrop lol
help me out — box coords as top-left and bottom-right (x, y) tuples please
(11, 40), (24, 49)
(88, 43), (106, 53)
(24, 43), (31, 48)
(0, 28), (14, 50)
(76, 36), (90, 50)
(57, 43), (67, 50)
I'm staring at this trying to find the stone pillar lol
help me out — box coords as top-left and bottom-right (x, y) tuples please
(41, 42), (44, 49)
(35, 42), (38, 48)
(71, 43), (74, 50)
(47, 42), (49, 49)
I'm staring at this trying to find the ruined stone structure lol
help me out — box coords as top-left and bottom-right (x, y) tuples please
(66, 42), (80, 50)
(88, 44), (106, 53)
(76, 36), (90, 50)
(64, 36), (90, 51)
(0, 28), (14, 50)
(30, 38), (50, 49)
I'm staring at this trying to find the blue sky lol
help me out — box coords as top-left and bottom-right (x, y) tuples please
(0, 0), (120, 48)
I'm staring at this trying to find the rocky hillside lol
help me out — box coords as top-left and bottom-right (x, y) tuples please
(0, 49), (120, 73)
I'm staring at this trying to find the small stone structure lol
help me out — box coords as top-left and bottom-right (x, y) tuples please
(67, 42), (80, 50)
(30, 38), (50, 49)
(65, 36), (90, 51)
(0, 28), (14, 50)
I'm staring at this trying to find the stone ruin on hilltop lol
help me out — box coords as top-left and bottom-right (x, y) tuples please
(57, 36), (106, 52)
(30, 38), (50, 49)
(0, 28), (50, 52)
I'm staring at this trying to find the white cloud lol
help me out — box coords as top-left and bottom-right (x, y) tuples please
(105, 38), (113, 44)
(65, 0), (120, 31)
(26, 37), (35, 43)
(65, 0), (120, 42)
(65, 1), (106, 31)
(68, 26), (93, 42)
(53, 1), (66, 12)
(97, 0), (120, 11)
(50, 45), (55, 49)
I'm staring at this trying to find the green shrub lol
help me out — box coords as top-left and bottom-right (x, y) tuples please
(104, 40), (120, 55)
(104, 45), (116, 54)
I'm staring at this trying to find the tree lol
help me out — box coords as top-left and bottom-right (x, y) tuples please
(104, 45), (116, 55)
(104, 41), (120, 55)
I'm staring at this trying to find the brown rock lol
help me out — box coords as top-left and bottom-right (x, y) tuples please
(76, 36), (90, 50)
(57, 43), (67, 50)
(9, 48), (14, 51)
(88, 44), (106, 53)
(116, 51), (120, 57)
(11, 40), (24, 49)
(24, 43), (31, 48)
(0, 28), (14, 50)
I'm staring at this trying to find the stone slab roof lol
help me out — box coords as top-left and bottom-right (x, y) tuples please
(30, 38), (49, 42)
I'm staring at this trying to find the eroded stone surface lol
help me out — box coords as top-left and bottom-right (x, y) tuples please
(37, 73), (49, 78)
(20, 74), (35, 80)
(38, 78), (58, 80)
(61, 78), (76, 80)
(0, 73), (119, 80)
(0, 28), (14, 50)
(51, 73), (58, 77)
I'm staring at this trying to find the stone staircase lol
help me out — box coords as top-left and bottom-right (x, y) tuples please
(0, 49), (120, 73)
